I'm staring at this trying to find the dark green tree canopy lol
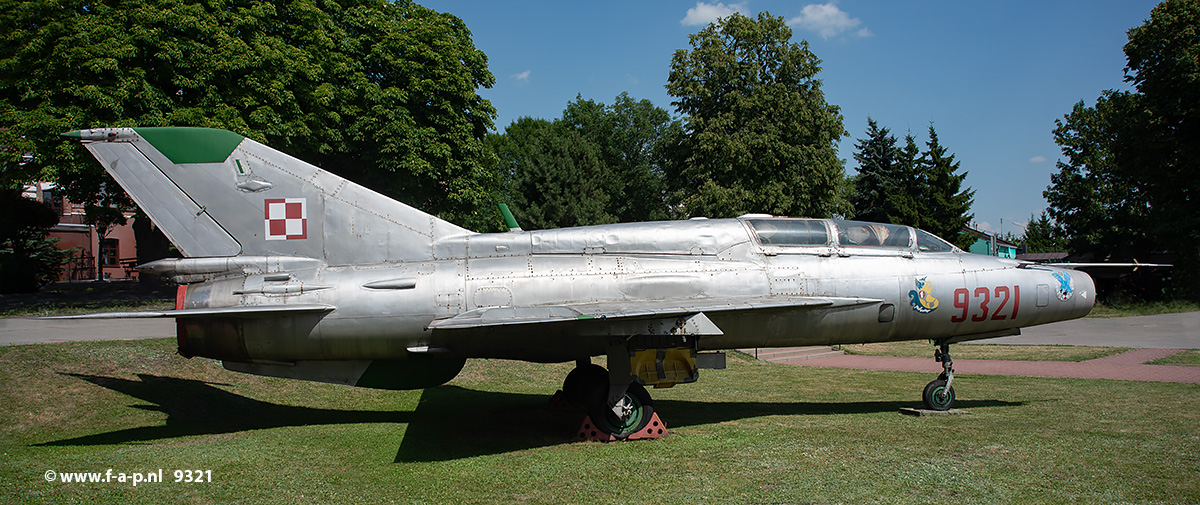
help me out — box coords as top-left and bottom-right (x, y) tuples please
(850, 117), (901, 223)
(1023, 211), (1066, 254)
(920, 124), (974, 249)
(0, 188), (70, 292)
(489, 117), (612, 231)
(1, 0), (499, 230)
(1046, 0), (1198, 294)
(847, 118), (972, 244)
(666, 12), (847, 219)
(890, 132), (926, 228)
(560, 93), (682, 223)
(488, 93), (681, 230)
(1046, 92), (1152, 256)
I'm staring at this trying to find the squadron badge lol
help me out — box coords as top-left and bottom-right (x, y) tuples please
(909, 277), (940, 314)
(1052, 271), (1074, 301)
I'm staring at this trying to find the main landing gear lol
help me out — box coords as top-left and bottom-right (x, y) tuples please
(561, 360), (663, 440)
(922, 341), (956, 411)
(557, 323), (725, 440)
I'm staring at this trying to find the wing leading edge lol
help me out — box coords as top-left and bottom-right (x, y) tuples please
(40, 304), (336, 319)
(425, 295), (882, 332)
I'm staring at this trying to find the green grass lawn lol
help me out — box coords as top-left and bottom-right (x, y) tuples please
(1086, 300), (1200, 318)
(0, 299), (175, 318)
(2, 338), (1197, 504)
(0, 282), (175, 318)
(1149, 349), (1200, 367)
(842, 340), (1130, 361)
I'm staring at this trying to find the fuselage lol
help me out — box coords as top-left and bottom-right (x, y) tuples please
(174, 217), (1095, 364)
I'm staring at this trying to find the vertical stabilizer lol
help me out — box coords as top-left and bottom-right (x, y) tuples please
(65, 127), (471, 264)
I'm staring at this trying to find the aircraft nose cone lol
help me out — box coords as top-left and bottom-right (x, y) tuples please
(1073, 269), (1096, 318)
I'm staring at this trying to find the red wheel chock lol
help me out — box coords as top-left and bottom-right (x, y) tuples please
(547, 389), (575, 412)
(576, 413), (668, 441)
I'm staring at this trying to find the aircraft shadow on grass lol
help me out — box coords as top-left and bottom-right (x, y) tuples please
(37, 373), (1021, 462)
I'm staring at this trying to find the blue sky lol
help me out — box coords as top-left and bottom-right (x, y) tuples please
(422, 0), (1160, 237)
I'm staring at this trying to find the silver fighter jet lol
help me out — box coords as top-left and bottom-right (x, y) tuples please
(62, 127), (1095, 438)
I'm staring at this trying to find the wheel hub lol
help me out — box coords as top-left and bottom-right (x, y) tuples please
(611, 396), (635, 420)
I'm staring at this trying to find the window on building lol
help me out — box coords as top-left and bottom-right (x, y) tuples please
(100, 239), (119, 267)
(41, 188), (63, 215)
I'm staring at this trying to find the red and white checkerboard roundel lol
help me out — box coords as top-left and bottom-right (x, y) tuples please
(264, 198), (307, 240)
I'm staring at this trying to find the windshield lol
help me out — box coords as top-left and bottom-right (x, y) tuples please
(747, 219), (829, 246)
(833, 220), (913, 248)
(915, 228), (956, 252)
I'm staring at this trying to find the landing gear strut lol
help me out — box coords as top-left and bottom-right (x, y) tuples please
(922, 342), (956, 411)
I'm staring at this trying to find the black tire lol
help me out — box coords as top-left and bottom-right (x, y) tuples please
(922, 379), (955, 411)
(562, 363), (608, 410)
(589, 382), (655, 439)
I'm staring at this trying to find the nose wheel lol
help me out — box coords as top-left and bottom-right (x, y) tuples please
(922, 343), (956, 411)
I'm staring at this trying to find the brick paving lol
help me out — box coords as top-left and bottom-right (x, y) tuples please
(743, 346), (1200, 384)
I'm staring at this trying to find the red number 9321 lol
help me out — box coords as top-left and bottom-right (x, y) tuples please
(951, 285), (1019, 323)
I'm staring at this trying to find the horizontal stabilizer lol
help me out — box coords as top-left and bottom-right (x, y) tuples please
(425, 296), (881, 331)
(40, 304), (336, 320)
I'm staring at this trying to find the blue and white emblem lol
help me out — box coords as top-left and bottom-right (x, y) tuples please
(1052, 271), (1074, 301)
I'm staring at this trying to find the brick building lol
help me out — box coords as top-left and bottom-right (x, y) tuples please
(22, 181), (139, 280)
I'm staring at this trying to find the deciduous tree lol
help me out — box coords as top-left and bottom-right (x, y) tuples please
(0, 0), (499, 230)
(489, 118), (613, 230)
(1045, 0), (1198, 295)
(666, 12), (847, 218)
(561, 93), (682, 223)
(0, 189), (70, 292)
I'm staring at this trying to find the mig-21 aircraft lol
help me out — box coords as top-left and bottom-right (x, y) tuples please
(61, 127), (1095, 439)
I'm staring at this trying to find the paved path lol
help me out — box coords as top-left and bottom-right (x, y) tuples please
(775, 348), (1200, 384)
(992, 311), (1200, 349)
(0, 318), (175, 346)
(739, 312), (1200, 385)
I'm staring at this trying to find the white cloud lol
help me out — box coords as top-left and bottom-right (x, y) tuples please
(1029, 156), (1047, 163)
(788, 3), (867, 39)
(511, 70), (531, 82)
(975, 221), (995, 233)
(681, 2), (748, 26)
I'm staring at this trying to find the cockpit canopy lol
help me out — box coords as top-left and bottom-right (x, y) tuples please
(744, 218), (956, 253)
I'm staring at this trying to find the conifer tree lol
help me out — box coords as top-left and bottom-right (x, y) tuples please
(850, 117), (900, 223)
(889, 132), (926, 228)
(920, 124), (975, 248)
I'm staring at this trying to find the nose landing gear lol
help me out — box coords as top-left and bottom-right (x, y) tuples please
(922, 342), (956, 411)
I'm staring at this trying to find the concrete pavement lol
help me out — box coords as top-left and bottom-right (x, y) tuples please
(0, 317), (175, 346)
(737, 312), (1200, 384)
(989, 311), (1200, 349)
(780, 348), (1200, 384)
